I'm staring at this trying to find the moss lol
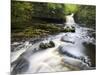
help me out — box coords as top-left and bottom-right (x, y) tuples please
(39, 41), (55, 49)
(74, 5), (96, 27)
(11, 23), (76, 42)
(39, 43), (47, 49)
(61, 26), (75, 32)
(49, 41), (55, 47)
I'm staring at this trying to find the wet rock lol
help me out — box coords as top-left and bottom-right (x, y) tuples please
(33, 48), (38, 52)
(39, 41), (55, 49)
(11, 42), (23, 52)
(63, 25), (75, 32)
(58, 46), (78, 59)
(61, 35), (75, 44)
(11, 44), (24, 52)
(39, 42), (48, 49)
(79, 56), (91, 66)
(59, 47), (92, 70)
(29, 38), (42, 45)
(12, 58), (29, 75)
(49, 41), (55, 47)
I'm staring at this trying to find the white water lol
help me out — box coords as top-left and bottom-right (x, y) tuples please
(11, 14), (95, 74)
(64, 13), (76, 29)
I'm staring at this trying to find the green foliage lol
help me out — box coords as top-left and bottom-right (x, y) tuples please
(64, 4), (79, 15)
(11, 1), (95, 42)
(11, 1), (81, 25)
(11, 1), (33, 23)
(74, 5), (96, 26)
(11, 1), (95, 26)
(31, 2), (66, 20)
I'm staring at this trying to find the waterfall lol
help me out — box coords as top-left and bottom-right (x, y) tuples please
(11, 13), (95, 74)
(64, 13), (76, 29)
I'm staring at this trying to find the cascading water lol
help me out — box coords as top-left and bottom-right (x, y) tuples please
(64, 13), (76, 29)
(11, 14), (95, 74)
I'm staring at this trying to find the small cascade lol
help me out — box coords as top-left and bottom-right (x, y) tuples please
(64, 13), (76, 29)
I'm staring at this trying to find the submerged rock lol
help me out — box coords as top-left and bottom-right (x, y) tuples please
(62, 56), (91, 70)
(58, 45), (93, 70)
(58, 46), (78, 59)
(11, 58), (29, 75)
(61, 34), (75, 44)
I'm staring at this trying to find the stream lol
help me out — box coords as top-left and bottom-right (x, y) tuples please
(11, 14), (96, 74)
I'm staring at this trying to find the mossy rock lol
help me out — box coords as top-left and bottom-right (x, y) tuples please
(62, 26), (75, 32)
(39, 43), (47, 49)
(39, 41), (55, 49)
(49, 41), (55, 47)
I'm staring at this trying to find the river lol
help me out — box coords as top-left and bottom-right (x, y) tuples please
(11, 14), (96, 74)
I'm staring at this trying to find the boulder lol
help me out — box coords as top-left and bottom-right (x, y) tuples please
(49, 41), (55, 47)
(61, 35), (75, 44)
(62, 25), (75, 32)
(39, 41), (55, 49)
(12, 58), (29, 74)
(39, 42), (47, 49)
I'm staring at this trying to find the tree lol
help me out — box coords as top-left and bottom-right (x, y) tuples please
(74, 5), (96, 26)
(11, 1), (33, 23)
